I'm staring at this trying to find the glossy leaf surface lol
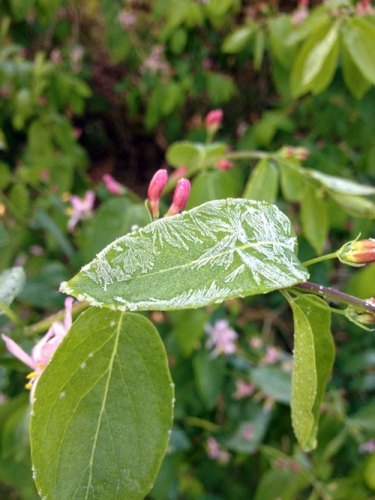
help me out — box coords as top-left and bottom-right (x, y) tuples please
(62, 199), (309, 311)
(291, 295), (333, 451)
(30, 309), (173, 500)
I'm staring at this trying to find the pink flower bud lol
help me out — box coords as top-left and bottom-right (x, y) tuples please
(205, 109), (223, 133)
(216, 160), (233, 170)
(171, 166), (188, 180)
(346, 300), (375, 325)
(166, 178), (191, 217)
(103, 174), (125, 196)
(148, 169), (168, 218)
(338, 238), (375, 266)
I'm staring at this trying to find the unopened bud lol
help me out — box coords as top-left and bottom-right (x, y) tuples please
(338, 238), (375, 267)
(205, 109), (223, 135)
(278, 146), (309, 161)
(166, 178), (191, 216)
(148, 169), (168, 218)
(103, 174), (125, 196)
(216, 160), (233, 170)
(346, 303), (375, 326)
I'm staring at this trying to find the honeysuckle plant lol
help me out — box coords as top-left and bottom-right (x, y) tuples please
(3, 109), (375, 498)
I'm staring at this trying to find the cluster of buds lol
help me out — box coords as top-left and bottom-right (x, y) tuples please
(337, 238), (375, 267)
(147, 169), (191, 219)
(279, 146), (309, 162)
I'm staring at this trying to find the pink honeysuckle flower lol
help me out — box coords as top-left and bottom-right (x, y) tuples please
(205, 109), (223, 131)
(148, 169), (168, 218)
(1, 297), (73, 403)
(67, 190), (95, 232)
(171, 166), (188, 180)
(216, 160), (233, 170)
(166, 178), (191, 216)
(103, 174), (126, 196)
(205, 319), (238, 358)
(206, 437), (231, 464)
(233, 380), (255, 399)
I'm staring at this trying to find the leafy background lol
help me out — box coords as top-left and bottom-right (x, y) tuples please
(1, 0), (375, 499)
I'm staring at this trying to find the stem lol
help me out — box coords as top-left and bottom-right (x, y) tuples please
(294, 282), (375, 313)
(184, 416), (221, 432)
(24, 300), (89, 336)
(0, 303), (24, 327)
(303, 252), (338, 267)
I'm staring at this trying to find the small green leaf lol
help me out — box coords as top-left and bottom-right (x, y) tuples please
(225, 406), (271, 454)
(253, 28), (266, 71)
(278, 159), (304, 202)
(166, 141), (205, 168)
(243, 158), (279, 203)
(0, 162), (11, 189)
(301, 182), (328, 254)
(307, 169), (375, 195)
(62, 199), (309, 311)
(251, 365), (291, 404)
(330, 193), (375, 218)
(0, 267), (26, 315)
(268, 16), (297, 68)
(9, 184), (29, 218)
(30, 309), (173, 500)
(186, 170), (239, 208)
(342, 17), (375, 84)
(291, 295), (333, 451)
(192, 349), (225, 410)
(341, 39), (372, 99)
(84, 198), (149, 261)
(222, 24), (255, 53)
(290, 22), (339, 97)
(364, 453), (375, 490)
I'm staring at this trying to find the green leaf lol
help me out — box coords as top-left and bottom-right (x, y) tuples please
(341, 39), (372, 99)
(62, 199), (309, 311)
(341, 17), (375, 84)
(243, 158), (279, 203)
(30, 309), (173, 500)
(186, 170), (239, 208)
(330, 193), (375, 218)
(253, 28), (266, 71)
(168, 309), (209, 357)
(301, 182), (328, 254)
(84, 198), (149, 261)
(286, 6), (330, 45)
(166, 141), (205, 168)
(225, 406), (271, 453)
(9, 184), (29, 218)
(278, 159), (304, 202)
(291, 295), (333, 451)
(0, 162), (11, 189)
(364, 453), (375, 490)
(290, 22), (339, 97)
(192, 349), (225, 410)
(222, 24), (256, 53)
(0, 267), (26, 315)
(307, 169), (375, 195)
(251, 365), (291, 404)
(268, 16), (297, 68)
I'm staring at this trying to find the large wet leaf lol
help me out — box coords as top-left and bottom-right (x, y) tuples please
(291, 295), (334, 451)
(61, 199), (308, 311)
(30, 309), (173, 500)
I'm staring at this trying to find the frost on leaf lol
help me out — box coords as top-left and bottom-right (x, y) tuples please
(61, 199), (309, 311)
